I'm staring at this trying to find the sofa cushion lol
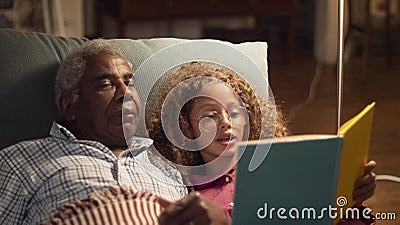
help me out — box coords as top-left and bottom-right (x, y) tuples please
(0, 29), (85, 149)
(0, 29), (268, 149)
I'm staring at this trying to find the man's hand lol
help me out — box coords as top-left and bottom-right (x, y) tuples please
(353, 160), (377, 206)
(157, 192), (231, 225)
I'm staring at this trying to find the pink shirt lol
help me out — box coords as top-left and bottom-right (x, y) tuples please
(194, 169), (235, 218)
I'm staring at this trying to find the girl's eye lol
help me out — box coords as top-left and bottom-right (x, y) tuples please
(229, 111), (239, 118)
(229, 107), (246, 119)
(202, 111), (219, 120)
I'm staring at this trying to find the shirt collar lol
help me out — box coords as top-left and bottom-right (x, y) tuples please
(193, 168), (236, 190)
(50, 121), (153, 156)
(50, 121), (78, 141)
(126, 136), (153, 156)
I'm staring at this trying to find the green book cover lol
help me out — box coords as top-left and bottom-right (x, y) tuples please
(232, 103), (375, 225)
(233, 135), (342, 225)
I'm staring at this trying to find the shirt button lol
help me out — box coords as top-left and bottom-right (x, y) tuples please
(225, 176), (230, 183)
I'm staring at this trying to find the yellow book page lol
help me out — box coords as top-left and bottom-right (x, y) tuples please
(334, 102), (375, 223)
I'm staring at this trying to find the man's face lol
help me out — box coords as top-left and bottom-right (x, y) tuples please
(68, 53), (141, 149)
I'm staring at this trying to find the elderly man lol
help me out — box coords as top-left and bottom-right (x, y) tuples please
(0, 39), (229, 225)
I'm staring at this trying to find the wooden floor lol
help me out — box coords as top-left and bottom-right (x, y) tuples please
(269, 55), (400, 224)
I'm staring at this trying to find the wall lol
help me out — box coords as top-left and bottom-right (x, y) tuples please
(61, 0), (84, 37)
(314, 0), (349, 65)
(0, 0), (84, 37)
(84, 0), (260, 39)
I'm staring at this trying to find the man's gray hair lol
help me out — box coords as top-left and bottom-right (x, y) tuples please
(54, 39), (126, 114)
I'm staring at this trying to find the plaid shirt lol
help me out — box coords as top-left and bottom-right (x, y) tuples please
(0, 122), (187, 225)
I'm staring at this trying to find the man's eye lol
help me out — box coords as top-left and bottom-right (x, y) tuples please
(126, 80), (135, 87)
(100, 81), (113, 89)
(128, 77), (137, 87)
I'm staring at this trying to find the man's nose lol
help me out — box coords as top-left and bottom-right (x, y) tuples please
(116, 80), (128, 101)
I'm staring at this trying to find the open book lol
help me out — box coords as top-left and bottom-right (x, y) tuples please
(333, 102), (375, 224)
(232, 102), (375, 225)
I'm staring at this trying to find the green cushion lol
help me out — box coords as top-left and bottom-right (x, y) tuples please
(0, 29), (85, 149)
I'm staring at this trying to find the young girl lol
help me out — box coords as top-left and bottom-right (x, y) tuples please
(146, 61), (376, 224)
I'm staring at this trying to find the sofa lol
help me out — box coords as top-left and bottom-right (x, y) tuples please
(0, 28), (269, 149)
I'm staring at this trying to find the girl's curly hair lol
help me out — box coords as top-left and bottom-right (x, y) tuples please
(145, 61), (288, 167)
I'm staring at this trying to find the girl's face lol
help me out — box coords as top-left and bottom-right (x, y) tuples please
(188, 82), (247, 163)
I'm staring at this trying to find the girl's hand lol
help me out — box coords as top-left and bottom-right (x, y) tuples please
(353, 160), (377, 206)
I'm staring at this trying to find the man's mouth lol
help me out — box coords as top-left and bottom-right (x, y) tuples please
(111, 109), (137, 123)
(122, 109), (137, 121)
(122, 101), (137, 115)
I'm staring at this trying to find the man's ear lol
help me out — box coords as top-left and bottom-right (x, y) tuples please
(59, 97), (76, 121)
